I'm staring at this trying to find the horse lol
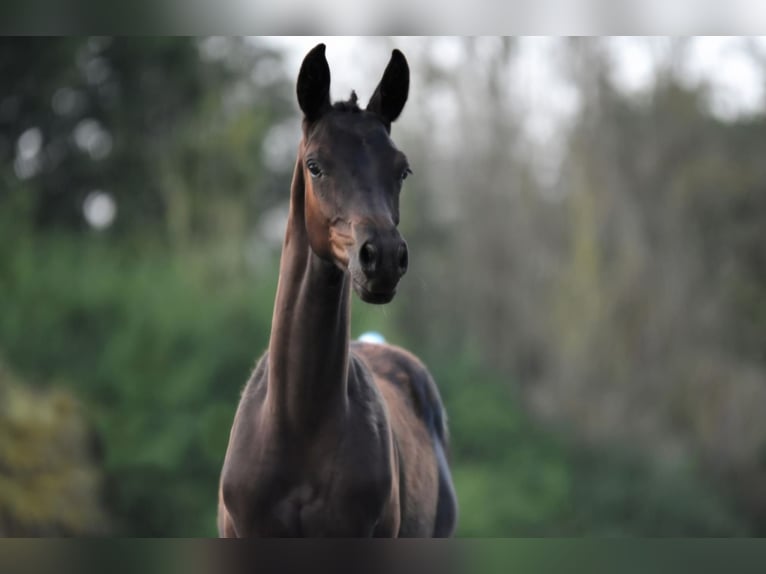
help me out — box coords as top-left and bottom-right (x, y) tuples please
(217, 43), (457, 537)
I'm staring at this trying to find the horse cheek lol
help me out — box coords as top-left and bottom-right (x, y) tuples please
(304, 182), (334, 260)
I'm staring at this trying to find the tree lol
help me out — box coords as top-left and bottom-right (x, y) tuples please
(0, 37), (293, 245)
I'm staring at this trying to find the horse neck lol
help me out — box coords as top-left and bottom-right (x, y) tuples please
(266, 150), (351, 431)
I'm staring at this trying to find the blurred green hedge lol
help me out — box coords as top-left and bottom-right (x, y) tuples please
(0, 229), (751, 536)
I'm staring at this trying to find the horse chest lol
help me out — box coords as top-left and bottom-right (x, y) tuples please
(226, 422), (393, 537)
(243, 459), (389, 537)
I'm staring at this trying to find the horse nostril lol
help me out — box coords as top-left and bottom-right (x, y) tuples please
(397, 243), (408, 276)
(360, 241), (378, 275)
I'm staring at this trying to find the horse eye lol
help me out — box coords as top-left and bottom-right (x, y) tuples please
(306, 160), (322, 178)
(400, 167), (412, 182)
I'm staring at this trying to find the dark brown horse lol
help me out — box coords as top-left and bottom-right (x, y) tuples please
(217, 44), (457, 537)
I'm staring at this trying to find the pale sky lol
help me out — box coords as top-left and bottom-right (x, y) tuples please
(252, 36), (766, 191)
(238, 37), (766, 240)
(259, 36), (766, 146)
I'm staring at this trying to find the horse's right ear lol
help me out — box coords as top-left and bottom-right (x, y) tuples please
(297, 43), (331, 122)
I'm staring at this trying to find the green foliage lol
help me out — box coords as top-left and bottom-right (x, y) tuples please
(0, 232), (750, 536)
(427, 352), (749, 536)
(0, 233), (278, 535)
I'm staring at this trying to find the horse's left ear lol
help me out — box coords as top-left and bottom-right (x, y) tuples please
(366, 49), (409, 131)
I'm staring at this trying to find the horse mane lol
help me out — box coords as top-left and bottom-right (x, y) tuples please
(332, 90), (361, 113)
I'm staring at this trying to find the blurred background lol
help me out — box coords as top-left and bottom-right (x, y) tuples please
(1, 36), (766, 537)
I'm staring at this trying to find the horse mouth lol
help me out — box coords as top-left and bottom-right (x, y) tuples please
(353, 280), (396, 304)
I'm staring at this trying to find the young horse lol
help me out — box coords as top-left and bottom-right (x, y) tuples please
(217, 44), (457, 537)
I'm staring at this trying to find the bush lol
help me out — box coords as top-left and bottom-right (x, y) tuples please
(0, 233), (277, 535)
(0, 360), (109, 535)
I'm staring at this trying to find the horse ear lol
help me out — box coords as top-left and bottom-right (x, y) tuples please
(367, 49), (409, 131)
(297, 43), (331, 122)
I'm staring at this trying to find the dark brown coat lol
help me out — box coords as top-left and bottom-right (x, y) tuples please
(217, 44), (457, 537)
